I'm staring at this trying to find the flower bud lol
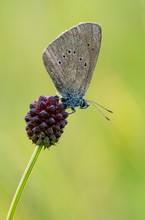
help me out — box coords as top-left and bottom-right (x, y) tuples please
(25, 96), (68, 149)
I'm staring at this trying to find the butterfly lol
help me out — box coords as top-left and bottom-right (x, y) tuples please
(42, 22), (112, 119)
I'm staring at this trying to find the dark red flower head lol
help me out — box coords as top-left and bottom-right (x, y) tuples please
(25, 96), (68, 149)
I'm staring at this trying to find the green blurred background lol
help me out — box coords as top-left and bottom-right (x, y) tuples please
(1, 0), (145, 219)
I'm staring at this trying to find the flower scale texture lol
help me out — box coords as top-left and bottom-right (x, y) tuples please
(25, 96), (68, 149)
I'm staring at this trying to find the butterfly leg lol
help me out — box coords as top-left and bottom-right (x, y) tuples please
(68, 107), (76, 114)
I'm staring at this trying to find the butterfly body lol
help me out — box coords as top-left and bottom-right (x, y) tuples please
(61, 95), (89, 110)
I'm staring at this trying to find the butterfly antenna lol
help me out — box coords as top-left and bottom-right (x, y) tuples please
(87, 100), (113, 113)
(87, 100), (113, 121)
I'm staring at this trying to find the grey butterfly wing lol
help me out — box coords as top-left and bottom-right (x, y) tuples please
(42, 22), (102, 98)
(77, 23), (102, 96)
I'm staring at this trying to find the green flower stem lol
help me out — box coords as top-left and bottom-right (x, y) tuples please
(6, 145), (43, 220)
